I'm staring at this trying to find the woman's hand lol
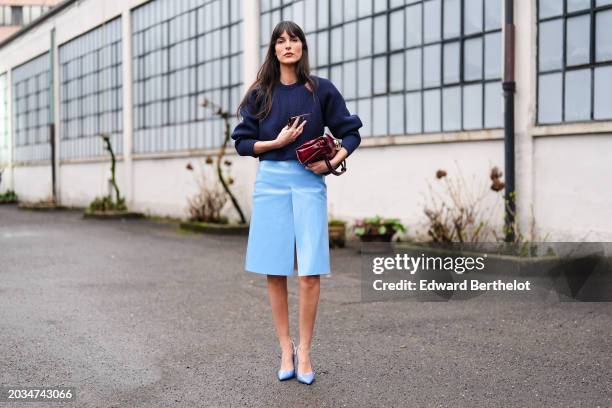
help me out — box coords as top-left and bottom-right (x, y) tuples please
(305, 147), (349, 175)
(274, 116), (307, 148)
(305, 160), (329, 175)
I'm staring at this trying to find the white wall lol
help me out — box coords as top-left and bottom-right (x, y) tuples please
(534, 134), (612, 241)
(59, 161), (125, 207)
(13, 164), (52, 202)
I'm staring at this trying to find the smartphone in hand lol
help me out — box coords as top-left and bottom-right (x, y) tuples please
(288, 113), (311, 127)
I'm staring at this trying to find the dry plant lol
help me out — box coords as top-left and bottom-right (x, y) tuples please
(186, 157), (228, 223)
(421, 164), (504, 243)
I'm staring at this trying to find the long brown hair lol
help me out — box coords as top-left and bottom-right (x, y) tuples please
(236, 21), (318, 121)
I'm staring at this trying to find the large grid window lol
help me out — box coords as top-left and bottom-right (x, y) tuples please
(132, 0), (243, 154)
(12, 52), (51, 163)
(538, 0), (612, 124)
(59, 17), (123, 159)
(260, 0), (503, 137)
(0, 73), (8, 165)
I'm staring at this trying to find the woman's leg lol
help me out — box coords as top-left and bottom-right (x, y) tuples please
(297, 275), (320, 373)
(267, 275), (294, 371)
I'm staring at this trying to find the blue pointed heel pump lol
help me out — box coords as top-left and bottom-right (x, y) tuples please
(277, 339), (296, 381)
(296, 344), (316, 385)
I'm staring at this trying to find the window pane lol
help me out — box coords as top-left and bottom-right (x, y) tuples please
(485, 81), (502, 128)
(331, 27), (342, 63)
(464, 0), (482, 35)
(344, 22), (357, 60)
(405, 48), (422, 90)
(343, 61), (357, 99)
(442, 86), (461, 131)
(374, 14), (387, 54)
(373, 56), (387, 94)
(405, 4), (422, 47)
(424, 89), (441, 132)
(330, 65), (343, 92)
(357, 98), (372, 136)
(358, 18), (372, 57)
(463, 83), (482, 129)
(443, 0), (460, 39)
(597, 0), (612, 5)
(304, 0), (316, 31)
(390, 52), (404, 91)
(485, 0), (501, 30)
(358, 0), (372, 17)
(318, 31), (328, 66)
(357, 58), (372, 97)
(485, 32), (502, 79)
(539, 0), (563, 18)
(390, 9), (404, 50)
(372, 95), (388, 135)
(345, 0), (357, 21)
(539, 20), (563, 71)
(423, 44), (441, 87)
(596, 10), (612, 62)
(317, 0), (329, 28)
(565, 69), (591, 121)
(443, 41), (460, 84)
(331, 0), (343, 24)
(389, 94), (404, 134)
(567, 0), (591, 12)
(423, 0), (441, 43)
(464, 37), (483, 81)
(566, 15), (590, 66)
(538, 73), (562, 123)
(406, 92), (421, 133)
(594, 66), (612, 119)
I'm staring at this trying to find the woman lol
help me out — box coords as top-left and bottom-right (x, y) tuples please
(231, 21), (362, 385)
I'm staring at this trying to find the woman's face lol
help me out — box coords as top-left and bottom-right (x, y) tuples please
(275, 30), (303, 66)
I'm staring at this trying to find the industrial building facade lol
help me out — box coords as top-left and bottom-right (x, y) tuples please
(0, 0), (611, 241)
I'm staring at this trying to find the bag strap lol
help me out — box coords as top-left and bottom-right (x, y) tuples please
(324, 158), (346, 176)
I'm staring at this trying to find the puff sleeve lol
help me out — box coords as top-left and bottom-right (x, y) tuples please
(231, 90), (260, 157)
(320, 79), (363, 157)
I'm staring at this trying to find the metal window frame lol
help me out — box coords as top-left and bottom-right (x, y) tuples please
(536, 0), (612, 125)
(260, 0), (503, 137)
(58, 17), (123, 159)
(12, 52), (51, 162)
(131, 0), (243, 154)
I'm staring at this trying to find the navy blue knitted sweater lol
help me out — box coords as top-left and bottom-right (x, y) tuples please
(231, 76), (362, 161)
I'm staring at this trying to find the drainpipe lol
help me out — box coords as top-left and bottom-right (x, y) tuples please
(503, 0), (516, 242)
(49, 28), (56, 203)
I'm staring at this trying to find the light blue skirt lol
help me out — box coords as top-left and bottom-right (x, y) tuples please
(245, 159), (331, 276)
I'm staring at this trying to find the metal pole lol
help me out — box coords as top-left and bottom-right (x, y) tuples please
(503, 0), (516, 242)
(49, 28), (56, 203)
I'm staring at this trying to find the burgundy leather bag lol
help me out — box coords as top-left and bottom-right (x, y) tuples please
(295, 133), (347, 176)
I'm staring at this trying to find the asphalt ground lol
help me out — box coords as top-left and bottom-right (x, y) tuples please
(0, 205), (610, 407)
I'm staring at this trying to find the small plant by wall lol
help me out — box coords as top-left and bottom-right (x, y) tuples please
(420, 165), (545, 246)
(84, 133), (142, 219)
(185, 157), (228, 224)
(0, 168), (18, 204)
(200, 98), (246, 224)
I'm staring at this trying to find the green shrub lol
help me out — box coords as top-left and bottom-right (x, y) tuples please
(0, 190), (18, 203)
(88, 195), (126, 212)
